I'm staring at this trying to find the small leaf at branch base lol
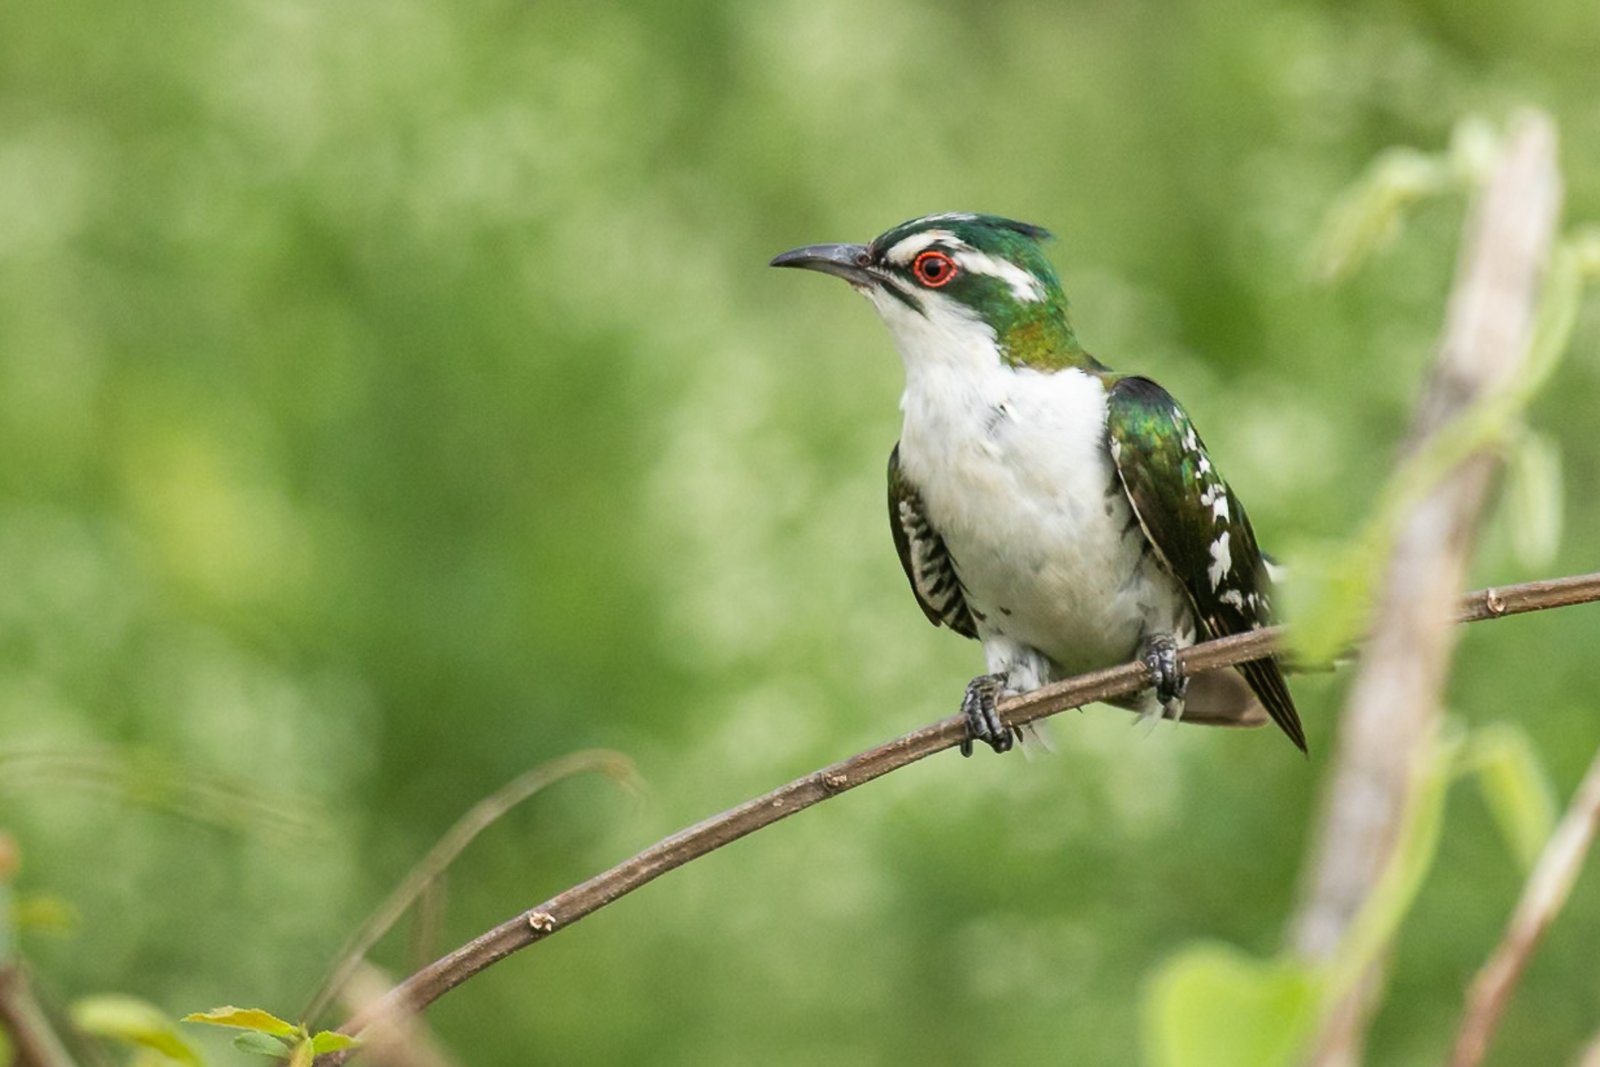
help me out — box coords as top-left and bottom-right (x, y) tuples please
(71, 994), (202, 1066)
(183, 1006), (301, 1038)
(311, 1031), (360, 1053)
(1143, 944), (1322, 1067)
(234, 1031), (294, 1059)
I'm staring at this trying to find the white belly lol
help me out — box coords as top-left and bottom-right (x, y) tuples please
(897, 364), (1190, 683)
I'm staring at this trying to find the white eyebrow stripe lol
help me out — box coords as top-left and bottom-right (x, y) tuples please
(881, 228), (1045, 302)
(951, 249), (1045, 302)
(884, 229), (958, 265)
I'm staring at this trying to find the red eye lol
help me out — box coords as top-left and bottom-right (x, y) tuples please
(913, 250), (958, 288)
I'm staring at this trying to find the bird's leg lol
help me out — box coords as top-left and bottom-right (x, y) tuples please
(1139, 632), (1188, 721)
(959, 673), (1018, 757)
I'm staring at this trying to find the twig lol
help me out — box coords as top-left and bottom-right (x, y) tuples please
(317, 572), (1600, 1063)
(303, 750), (641, 1023)
(0, 747), (317, 842)
(1447, 745), (1600, 1067)
(0, 966), (79, 1067)
(1288, 111), (1562, 1065)
(405, 878), (448, 975)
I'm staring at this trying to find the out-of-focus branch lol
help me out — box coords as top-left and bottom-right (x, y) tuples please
(0, 966), (78, 1067)
(1580, 1024), (1600, 1067)
(1289, 110), (1563, 1065)
(1447, 746), (1600, 1067)
(336, 964), (460, 1067)
(315, 571), (1600, 1065)
(0, 833), (78, 1067)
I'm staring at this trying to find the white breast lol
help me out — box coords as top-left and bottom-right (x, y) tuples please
(876, 291), (1187, 681)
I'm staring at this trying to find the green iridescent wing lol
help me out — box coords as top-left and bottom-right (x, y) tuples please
(1104, 376), (1306, 751)
(887, 444), (977, 639)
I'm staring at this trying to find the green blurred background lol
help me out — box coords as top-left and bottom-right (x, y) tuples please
(3, 0), (1598, 1063)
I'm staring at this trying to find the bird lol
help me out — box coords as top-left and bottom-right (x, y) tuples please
(771, 213), (1305, 756)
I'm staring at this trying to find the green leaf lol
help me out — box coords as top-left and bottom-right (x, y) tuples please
(1309, 115), (1502, 284)
(1573, 225), (1600, 281)
(310, 1031), (360, 1053)
(12, 893), (77, 935)
(1309, 146), (1454, 282)
(71, 994), (202, 1066)
(1504, 431), (1563, 569)
(183, 1006), (301, 1038)
(234, 1031), (294, 1059)
(1444, 115), (1501, 184)
(1463, 723), (1558, 872)
(1281, 540), (1380, 668)
(1143, 943), (1322, 1067)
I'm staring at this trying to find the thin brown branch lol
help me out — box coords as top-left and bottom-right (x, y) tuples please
(317, 571), (1600, 1064)
(1289, 111), (1562, 1065)
(1448, 745), (1600, 1067)
(303, 750), (641, 1024)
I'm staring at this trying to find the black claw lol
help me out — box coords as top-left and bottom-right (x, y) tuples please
(1140, 634), (1188, 718)
(960, 673), (1013, 756)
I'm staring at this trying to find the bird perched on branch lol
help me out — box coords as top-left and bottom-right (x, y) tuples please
(772, 213), (1304, 756)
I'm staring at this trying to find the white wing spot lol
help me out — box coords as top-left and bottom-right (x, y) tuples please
(1220, 589), (1245, 608)
(1211, 493), (1229, 521)
(1207, 530), (1232, 589)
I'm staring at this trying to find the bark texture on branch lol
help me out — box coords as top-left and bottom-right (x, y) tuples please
(1288, 111), (1563, 1065)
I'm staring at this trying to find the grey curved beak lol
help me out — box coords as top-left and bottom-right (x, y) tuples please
(770, 243), (875, 286)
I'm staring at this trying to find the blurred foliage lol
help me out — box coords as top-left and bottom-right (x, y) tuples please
(1146, 721), (1557, 1066)
(1286, 208), (1600, 666)
(1465, 725), (1559, 874)
(1, 0), (1599, 1064)
(76, 994), (203, 1066)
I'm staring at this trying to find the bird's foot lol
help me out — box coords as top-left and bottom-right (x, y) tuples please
(1140, 634), (1188, 721)
(959, 673), (1018, 757)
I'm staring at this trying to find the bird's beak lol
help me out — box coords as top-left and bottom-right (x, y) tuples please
(770, 243), (876, 287)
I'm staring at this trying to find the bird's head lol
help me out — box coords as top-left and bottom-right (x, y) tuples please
(772, 212), (1090, 372)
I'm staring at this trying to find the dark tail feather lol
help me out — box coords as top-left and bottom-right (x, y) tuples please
(1240, 656), (1306, 753)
